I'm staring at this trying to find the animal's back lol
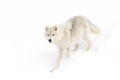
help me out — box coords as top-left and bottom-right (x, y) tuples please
(65, 16), (88, 40)
(65, 16), (100, 39)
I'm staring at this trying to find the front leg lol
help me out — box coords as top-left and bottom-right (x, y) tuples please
(51, 47), (65, 73)
(66, 47), (70, 57)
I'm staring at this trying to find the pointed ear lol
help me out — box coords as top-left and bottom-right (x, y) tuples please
(46, 26), (48, 31)
(54, 26), (57, 31)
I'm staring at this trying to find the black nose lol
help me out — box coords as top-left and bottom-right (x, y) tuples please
(48, 39), (52, 43)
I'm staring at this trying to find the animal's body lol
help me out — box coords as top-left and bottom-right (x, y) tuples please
(44, 15), (100, 72)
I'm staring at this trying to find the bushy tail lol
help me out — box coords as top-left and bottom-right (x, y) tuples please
(90, 25), (118, 51)
(89, 23), (101, 35)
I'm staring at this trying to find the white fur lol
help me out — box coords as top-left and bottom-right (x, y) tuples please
(44, 15), (100, 72)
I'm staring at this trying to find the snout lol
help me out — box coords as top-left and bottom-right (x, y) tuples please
(48, 39), (52, 43)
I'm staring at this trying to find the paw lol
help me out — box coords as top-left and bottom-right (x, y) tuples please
(86, 45), (91, 51)
(50, 69), (55, 73)
(50, 66), (58, 73)
(86, 47), (90, 51)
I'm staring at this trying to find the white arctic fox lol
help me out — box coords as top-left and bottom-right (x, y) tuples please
(44, 15), (100, 72)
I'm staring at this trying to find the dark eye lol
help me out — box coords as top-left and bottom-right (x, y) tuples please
(47, 34), (49, 36)
(52, 34), (55, 36)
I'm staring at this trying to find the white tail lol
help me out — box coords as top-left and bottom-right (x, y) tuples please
(90, 23), (101, 35)
(91, 25), (118, 51)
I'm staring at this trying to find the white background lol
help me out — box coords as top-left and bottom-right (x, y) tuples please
(0, 0), (120, 80)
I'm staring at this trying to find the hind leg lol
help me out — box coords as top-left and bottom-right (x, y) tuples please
(74, 43), (79, 51)
(85, 39), (92, 51)
(66, 47), (70, 57)
(83, 26), (92, 51)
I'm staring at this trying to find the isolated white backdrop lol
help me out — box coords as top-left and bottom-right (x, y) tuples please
(0, 0), (120, 80)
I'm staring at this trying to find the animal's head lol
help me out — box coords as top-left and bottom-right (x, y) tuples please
(44, 26), (63, 44)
